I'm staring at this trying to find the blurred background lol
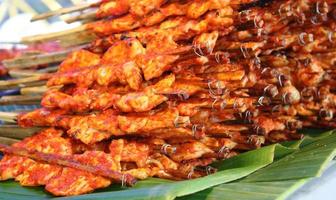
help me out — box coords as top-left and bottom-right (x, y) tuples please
(0, 1), (334, 200)
(0, 0), (91, 112)
(0, 0), (88, 45)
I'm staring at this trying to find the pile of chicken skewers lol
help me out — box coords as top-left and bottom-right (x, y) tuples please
(0, 0), (335, 197)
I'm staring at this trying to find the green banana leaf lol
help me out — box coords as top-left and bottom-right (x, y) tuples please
(178, 130), (336, 200)
(0, 130), (335, 200)
(177, 179), (309, 200)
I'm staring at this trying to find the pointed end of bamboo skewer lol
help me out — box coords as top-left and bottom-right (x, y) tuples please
(64, 11), (96, 24)
(20, 85), (49, 95)
(21, 25), (89, 44)
(0, 76), (45, 88)
(0, 95), (42, 105)
(0, 125), (41, 139)
(31, 12), (57, 22)
(0, 112), (18, 123)
(31, 2), (97, 22)
(0, 137), (20, 145)
(8, 70), (46, 78)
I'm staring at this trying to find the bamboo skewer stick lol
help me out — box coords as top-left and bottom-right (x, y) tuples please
(0, 101), (40, 106)
(20, 85), (50, 95)
(65, 11), (97, 24)
(3, 53), (64, 69)
(23, 1), (236, 45)
(0, 112), (18, 123)
(0, 95), (42, 105)
(0, 137), (20, 145)
(4, 81), (48, 90)
(8, 66), (57, 78)
(8, 70), (46, 78)
(31, 2), (99, 22)
(0, 143), (137, 186)
(58, 31), (97, 47)
(0, 125), (41, 139)
(0, 76), (49, 89)
(37, 66), (58, 73)
(21, 25), (93, 44)
(0, 1), (333, 196)
(2, 45), (88, 69)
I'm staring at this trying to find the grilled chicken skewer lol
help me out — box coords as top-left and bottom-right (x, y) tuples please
(1, 0), (336, 197)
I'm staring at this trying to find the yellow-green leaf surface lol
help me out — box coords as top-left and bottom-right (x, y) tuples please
(178, 130), (336, 200)
(243, 130), (336, 182)
(0, 144), (278, 200)
(0, 130), (335, 200)
(177, 180), (309, 200)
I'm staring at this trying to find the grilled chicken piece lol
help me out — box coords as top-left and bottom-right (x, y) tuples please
(96, 0), (258, 19)
(16, 163), (62, 186)
(45, 167), (111, 196)
(18, 107), (190, 144)
(0, 129), (127, 196)
(18, 109), (70, 128)
(42, 73), (173, 113)
(170, 142), (213, 162)
(0, 128), (72, 184)
(0, 156), (34, 181)
(97, 0), (168, 18)
(59, 50), (101, 72)
(110, 139), (150, 168)
(93, 0), (233, 35)
(75, 151), (121, 172)
(102, 38), (145, 64)
(67, 110), (121, 144)
(47, 50), (179, 89)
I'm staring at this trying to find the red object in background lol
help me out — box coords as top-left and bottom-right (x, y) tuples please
(0, 48), (19, 76)
(0, 42), (62, 77)
(26, 42), (61, 53)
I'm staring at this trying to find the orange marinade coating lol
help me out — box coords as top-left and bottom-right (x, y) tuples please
(0, 129), (118, 195)
(41, 73), (174, 113)
(101, 38), (145, 64)
(97, 0), (130, 18)
(45, 168), (111, 196)
(13, 129), (72, 186)
(47, 37), (181, 89)
(0, 128), (72, 185)
(47, 61), (143, 90)
(18, 104), (189, 144)
(170, 142), (213, 162)
(15, 163), (62, 186)
(67, 110), (121, 144)
(67, 108), (185, 144)
(17, 109), (70, 128)
(93, 0), (233, 35)
(41, 88), (166, 113)
(0, 155), (34, 180)
(110, 139), (150, 168)
(117, 108), (183, 133)
(96, 0), (167, 18)
(59, 50), (101, 72)
(75, 151), (120, 171)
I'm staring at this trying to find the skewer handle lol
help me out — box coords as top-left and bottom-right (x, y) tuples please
(0, 144), (137, 186)
(21, 25), (92, 44)
(0, 95), (42, 105)
(3, 50), (70, 69)
(0, 137), (20, 145)
(0, 76), (45, 89)
(20, 86), (49, 95)
(8, 70), (45, 78)
(31, 2), (98, 22)
(65, 11), (96, 24)
(0, 125), (40, 139)
(0, 112), (18, 123)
